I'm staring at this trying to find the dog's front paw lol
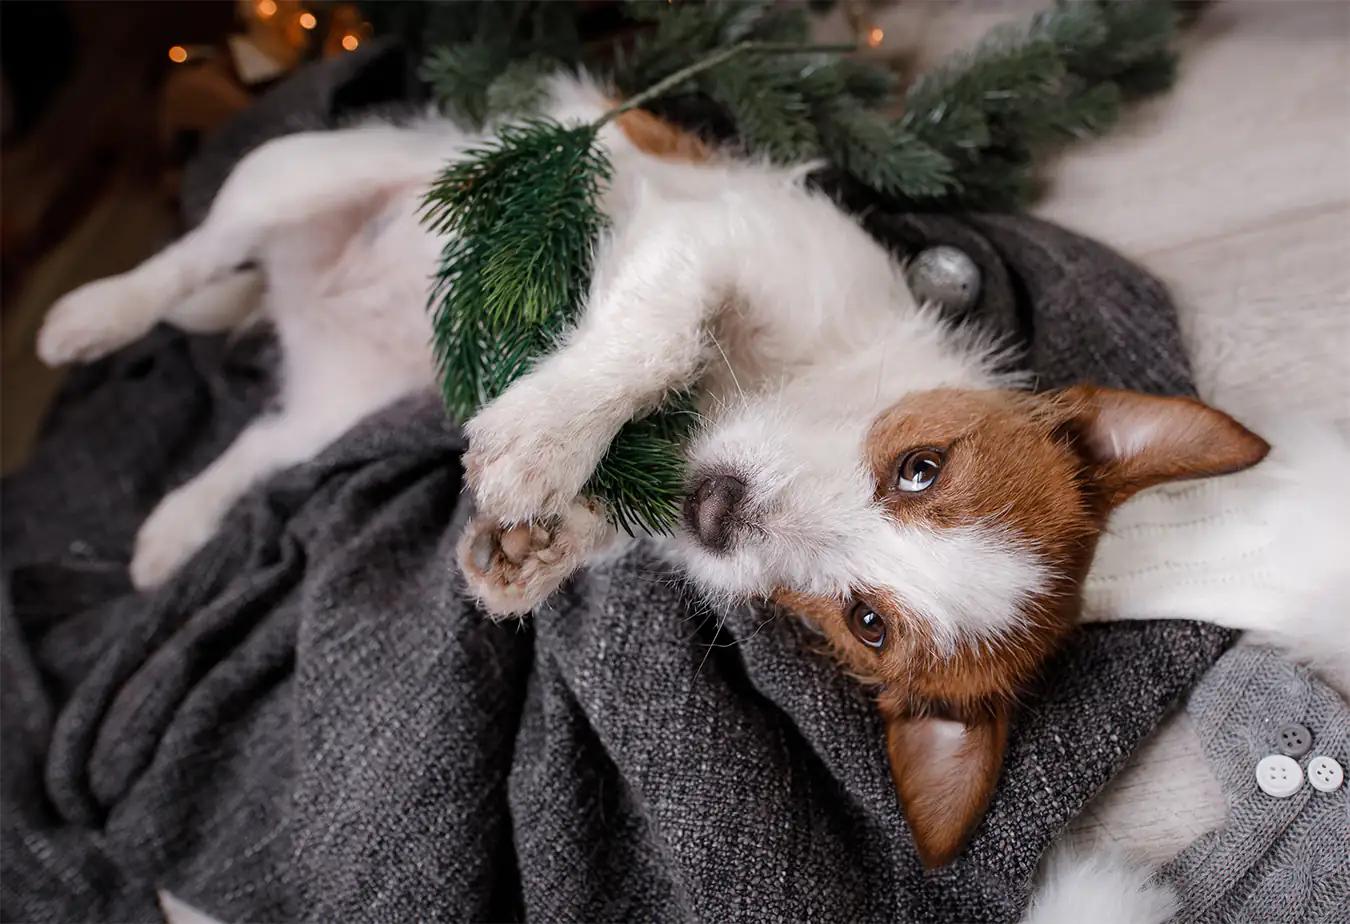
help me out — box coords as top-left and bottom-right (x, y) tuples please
(464, 383), (613, 523)
(38, 276), (157, 366)
(458, 501), (612, 617)
(130, 488), (224, 590)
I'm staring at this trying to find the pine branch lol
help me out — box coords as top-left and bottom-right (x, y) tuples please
(702, 55), (819, 162)
(422, 120), (610, 420)
(613, 0), (798, 91)
(584, 391), (701, 536)
(897, 0), (1179, 207)
(817, 103), (953, 199)
(417, 1), (586, 126)
(484, 58), (553, 120)
(419, 44), (508, 128)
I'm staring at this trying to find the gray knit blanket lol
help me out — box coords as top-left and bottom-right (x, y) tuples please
(1, 48), (1231, 923)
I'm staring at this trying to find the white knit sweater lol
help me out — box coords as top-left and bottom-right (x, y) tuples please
(1084, 422), (1350, 689)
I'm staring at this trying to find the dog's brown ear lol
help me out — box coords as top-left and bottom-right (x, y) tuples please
(1054, 385), (1269, 507)
(883, 700), (1010, 868)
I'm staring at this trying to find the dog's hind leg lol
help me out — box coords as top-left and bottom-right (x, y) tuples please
(128, 343), (418, 588)
(37, 219), (263, 365)
(129, 314), (429, 589)
(165, 266), (265, 333)
(129, 404), (333, 588)
(38, 128), (432, 366)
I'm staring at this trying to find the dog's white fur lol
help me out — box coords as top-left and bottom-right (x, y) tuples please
(38, 75), (1349, 920)
(1021, 844), (1178, 924)
(41, 75), (1049, 646)
(41, 71), (1338, 663)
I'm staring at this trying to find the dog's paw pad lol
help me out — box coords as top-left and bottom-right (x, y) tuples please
(458, 508), (605, 618)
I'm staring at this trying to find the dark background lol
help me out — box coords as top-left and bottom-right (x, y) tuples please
(0, 0), (380, 474)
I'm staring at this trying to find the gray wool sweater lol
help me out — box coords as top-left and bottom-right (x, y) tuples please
(1160, 646), (1350, 923)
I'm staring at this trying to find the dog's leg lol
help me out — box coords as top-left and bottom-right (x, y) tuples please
(464, 202), (744, 523)
(129, 331), (421, 589)
(128, 403), (347, 589)
(37, 221), (262, 366)
(38, 129), (433, 366)
(165, 267), (264, 333)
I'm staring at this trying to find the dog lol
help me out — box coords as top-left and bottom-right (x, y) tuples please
(37, 75), (1272, 869)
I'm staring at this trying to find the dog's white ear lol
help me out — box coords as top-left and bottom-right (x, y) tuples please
(1055, 386), (1269, 506)
(883, 701), (1009, 868)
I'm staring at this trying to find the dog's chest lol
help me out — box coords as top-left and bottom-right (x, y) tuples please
(264, 185), (442, 375)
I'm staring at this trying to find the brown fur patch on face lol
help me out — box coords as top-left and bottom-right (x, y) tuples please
(776, 389), (1108, 708)
(777, 386), (1271, 717)
(866, 388), (1099, 554)
(773, 587), (1067, 714)
(614, 109), (711, 162)
(774, 386), (1270, 866)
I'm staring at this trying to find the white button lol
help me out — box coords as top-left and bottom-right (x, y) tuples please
(1307, 755), (1344, 793)
(1255, 754), (1303, 797)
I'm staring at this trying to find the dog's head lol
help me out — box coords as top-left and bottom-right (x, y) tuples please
(680, 384), (1267, 866)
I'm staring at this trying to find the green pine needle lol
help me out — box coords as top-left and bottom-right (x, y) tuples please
(420, 43), (509, 128)
(424, 120), (610, 330)
(819, 104), (954, 199)
(423, 119), (610, 420)
(484, 58), (553, 120)
(423, 119), (698, 535)
(584, 391), (701, 536)
(897, 0), (1179, 206)
(707, 56), (819, 163)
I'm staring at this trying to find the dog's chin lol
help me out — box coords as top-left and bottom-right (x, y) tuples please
(672, 521), (772, 604)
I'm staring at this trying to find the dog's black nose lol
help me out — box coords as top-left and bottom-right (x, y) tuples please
(683, 474), (746, 552)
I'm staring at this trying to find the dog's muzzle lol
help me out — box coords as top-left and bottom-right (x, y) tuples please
(682, 474), (746, 552)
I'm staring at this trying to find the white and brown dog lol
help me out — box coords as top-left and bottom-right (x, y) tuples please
(37, 76), (1277, 869)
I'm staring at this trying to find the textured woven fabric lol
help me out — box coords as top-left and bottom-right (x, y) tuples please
(1158, 647), (1350, 923)
(0, 222), (1229, 923)
(1, 49), (1233, 924)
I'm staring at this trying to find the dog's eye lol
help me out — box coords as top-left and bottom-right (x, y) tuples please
(896, 448), (943, 492)
(847, 602), (887, 649)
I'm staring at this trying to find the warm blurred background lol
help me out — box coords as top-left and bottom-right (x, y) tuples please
(1, 0), (385, 473)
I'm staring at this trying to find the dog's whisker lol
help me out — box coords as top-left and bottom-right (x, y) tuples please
(709, 331), (745, 401)
(696, 609), (729, 675)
